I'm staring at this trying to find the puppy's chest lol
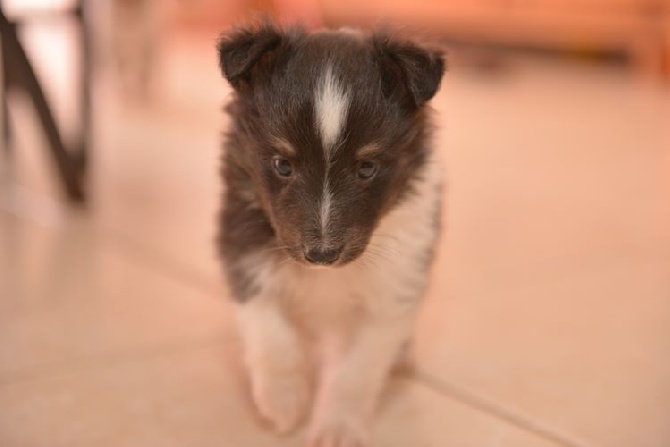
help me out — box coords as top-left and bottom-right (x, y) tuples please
(277, 262), (412, 333)
(275, 225), (435, 331)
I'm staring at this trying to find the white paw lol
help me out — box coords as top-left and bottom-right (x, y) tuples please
(307, 412), (369, 447)
(250, 369), (310, 434)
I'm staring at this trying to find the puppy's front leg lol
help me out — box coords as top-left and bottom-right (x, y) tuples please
(236, 299), (310, 433)
(308, 313), (414, 447)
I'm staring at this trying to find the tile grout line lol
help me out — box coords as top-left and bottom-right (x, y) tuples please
(1, 192), (241, 389)
(96, 222), (225, 300)
(0, 333), (230, 388)
(1, 201), (239, 389)
(1, 189), (225, 305)
(413, 369), (596, 447)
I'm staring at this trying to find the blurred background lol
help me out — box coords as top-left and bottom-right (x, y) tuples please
(0, 1), (669, 447)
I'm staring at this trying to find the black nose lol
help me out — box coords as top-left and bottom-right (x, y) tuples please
(304, 247), (342, 265)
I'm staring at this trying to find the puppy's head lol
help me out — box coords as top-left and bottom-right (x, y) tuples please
(218, 23), (445, 267)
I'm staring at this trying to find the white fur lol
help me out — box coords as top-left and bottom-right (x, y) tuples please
(235, 267), (309, 433)
(315, 65), (350, 154)
(234, 150), (443, 445)
(319, 177), (333, 238)
(337, 27), (364, 37)
(314, 65), (349, 237)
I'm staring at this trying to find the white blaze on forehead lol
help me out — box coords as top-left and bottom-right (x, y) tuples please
(319, 178), (333, 237)
(315, 65), (350, 155)
(315, 65), (349, 237)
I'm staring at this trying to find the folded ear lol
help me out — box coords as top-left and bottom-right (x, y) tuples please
(373, 32), (446, 108)
(217, 23), (285, 90)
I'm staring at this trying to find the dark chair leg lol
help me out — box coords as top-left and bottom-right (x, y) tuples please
(0, 11), (85, 202)
(1, 38), (10, 156)
(74, 0), (92, 175)
(1, 99), (10, 156)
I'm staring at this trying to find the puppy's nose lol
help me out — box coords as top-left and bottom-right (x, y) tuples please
(304, 246), (342, 265)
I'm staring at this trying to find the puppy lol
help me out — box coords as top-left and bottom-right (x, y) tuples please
(217, 23), (445, 447)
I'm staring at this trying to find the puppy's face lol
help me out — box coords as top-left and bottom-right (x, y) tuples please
(219, 25), (445, 267)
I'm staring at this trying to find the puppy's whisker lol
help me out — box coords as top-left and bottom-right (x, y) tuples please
(361, 249), (392, 267)
(366, 244), (402, 259)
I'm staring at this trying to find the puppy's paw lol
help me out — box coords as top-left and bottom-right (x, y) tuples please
(307, 412), (369, 447)
(251, 369), (310, 434)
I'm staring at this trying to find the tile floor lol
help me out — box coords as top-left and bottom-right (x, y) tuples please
(1, 36), (669, 447)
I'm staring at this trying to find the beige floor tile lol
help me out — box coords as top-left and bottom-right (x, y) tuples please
(416, 66), (670, 447)
(417, 259), (670, 447)
(376, 380), (560, 447)
(0, 211), (231, 382)
(0, 342), (559, 447)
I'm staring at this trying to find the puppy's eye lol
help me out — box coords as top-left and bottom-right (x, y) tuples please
(357, 160), (378, 179)
(273, 157), (293, 177)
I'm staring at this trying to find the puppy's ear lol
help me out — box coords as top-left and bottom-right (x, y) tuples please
(374, 32), (446, 108)
(217, 23), (285, 90)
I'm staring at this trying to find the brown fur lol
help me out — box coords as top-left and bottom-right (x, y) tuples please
(217, 23), (445, 301)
